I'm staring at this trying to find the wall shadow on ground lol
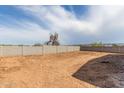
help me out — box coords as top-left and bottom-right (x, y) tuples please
(72, 54), (124, 88)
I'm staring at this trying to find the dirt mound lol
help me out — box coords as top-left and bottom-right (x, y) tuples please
(73, 53), (124, 88)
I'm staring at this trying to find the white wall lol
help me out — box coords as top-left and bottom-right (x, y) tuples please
(57, 46), (68, 53)
(73, 46), (80, 51)
(0, 45), (80, 57)
(23, 46), (43, 56)
(1, 46), (22, 57)
(43, 45), (57, 54)
(67, 46), (74, 52)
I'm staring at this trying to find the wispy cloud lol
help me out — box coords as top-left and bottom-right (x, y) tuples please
(0, 5), (124, 45)
(16, 6), (97, 43)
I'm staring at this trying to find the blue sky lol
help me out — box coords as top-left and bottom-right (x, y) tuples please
(0, 5), (124, 45)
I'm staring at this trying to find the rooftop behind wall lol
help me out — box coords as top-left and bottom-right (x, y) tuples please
(0, 45), (80, 57)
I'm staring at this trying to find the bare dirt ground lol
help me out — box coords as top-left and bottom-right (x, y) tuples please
(0, 51), (123, 88)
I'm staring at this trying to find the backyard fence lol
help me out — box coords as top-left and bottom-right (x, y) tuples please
(80, 46), (124, 53)
(0, 45), (80, 57)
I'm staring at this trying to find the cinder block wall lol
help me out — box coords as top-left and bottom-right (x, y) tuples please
(67, 46), (74, 52)
(75, 46), (80, 51)
(0, 45), (80, 57)
(0, 46), (22, 57)
(43, 45), (57, 54)
(57, 46), (68, 53)
(23, 46), (43, 56)
(0, 46), (2, 56)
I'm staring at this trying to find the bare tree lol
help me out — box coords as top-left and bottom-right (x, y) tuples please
(46, 32), (60, 46)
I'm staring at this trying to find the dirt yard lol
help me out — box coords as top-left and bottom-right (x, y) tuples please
(0, 51), (124, 88)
